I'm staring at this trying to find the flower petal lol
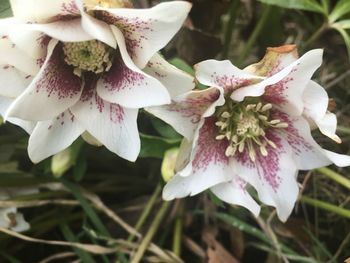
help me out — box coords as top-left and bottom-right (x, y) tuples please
(316, 113), (341, 143)
(194, 59), (262, 91)
(146, 87), (223, 140)
(7, 29), (49, 60)
(96, 25), (170, 108)
(302, 81), (341, 143)
(0, 96), (35, 134)
(276, 111), (350, 169)
(28, 110), (84, 163)
(75, 0), (116, 48)
(322, 150), (350, 167)
(96, 56), (170, 108)
(10, 0), (79, 23)
(164, 117), (237, 199)
(272, 111), (331, 170)
(6, 39), (83, 121)
(244, 45), (299, 76)
(302, 81), (328, 122)
(0, 37), (40, 75)
(95, 1), (191, 68)
(0, 207), (29, 232)
(231, 49), (323, 116)
(70, 82), (140, 162)
(262, 50), (323, 115)
(0, 65), (33, 98)
(232, 130), (299, 222)
(19, 19), (94, 43)
(144, 53), (195, 98)
(211, 178), (261, 217)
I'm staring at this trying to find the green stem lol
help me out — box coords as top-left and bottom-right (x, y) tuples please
(172, 204), (183, 256)
(302, 23), (328, 50)
(336, 125), (350, 134)
(237, 5), (271, 66)
(221, 0), (240, 59)
(301, 196), (350, 219)
(61, 179), (110, 237)
(320, 0), (329, 14)
(130, 201), (170, 263)
(316, 167), (350, 191)
(128, 184), (162, 242)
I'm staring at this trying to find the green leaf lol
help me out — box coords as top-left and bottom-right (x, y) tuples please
(215, 212), (271, 243)
(140, 133), (180, 159)
(258, 0), (325, 14)
(332, 19), (350, 29)
(60, 224), (96, 263)
(169, 57), (194, 76)
(208, 191), (225, 208)
(150, 117), (182, 139)
(60, 179), (111, 237)
(329, 0), (350, 23)
(333, 26), (350, 61)
(0, 0), (11, 18)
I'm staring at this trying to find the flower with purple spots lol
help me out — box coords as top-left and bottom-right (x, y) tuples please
(0, 0), (194, 162)
(147, 45), (350, 221)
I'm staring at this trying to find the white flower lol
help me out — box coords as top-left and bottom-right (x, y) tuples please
(147, 45), (350, 221)
(0, 187), (38, 232)
(0, 0), (194, 162)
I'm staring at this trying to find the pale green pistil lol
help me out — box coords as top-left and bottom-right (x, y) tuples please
(215, 101), (288, 162)
(63, 40), (113, 76)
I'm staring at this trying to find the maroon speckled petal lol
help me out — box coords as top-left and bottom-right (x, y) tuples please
(6, 39), (83, 121)
(146, 87), (222, 140)
(71, 77), (140, 161)
(272, 110), (331, 170)
(191, 117), (229, 174)
(232, 128), (299, 221)
(96, 54), (170, 108)
(94, 1), (191, 68)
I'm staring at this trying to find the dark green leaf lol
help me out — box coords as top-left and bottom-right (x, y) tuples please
(329, 0), (350, 23)
(140, 133), (180, 159)
(258, 0), (325, 14)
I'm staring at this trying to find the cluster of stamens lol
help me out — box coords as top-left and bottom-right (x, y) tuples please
(215, 101), (288, 162)
(63, 40), (114, 76)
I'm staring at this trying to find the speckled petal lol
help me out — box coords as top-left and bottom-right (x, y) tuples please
(70, 81), (140, 162)
(10, 0), (80, 23)
(146, 87), (224, 140)
(28, 110), (84, 163)
(5, 39), (83, 121)
(95, 1), (191, 68)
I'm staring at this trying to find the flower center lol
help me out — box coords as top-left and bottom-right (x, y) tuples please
(63, 40), (114, 76)
(215, 99), (288, 161)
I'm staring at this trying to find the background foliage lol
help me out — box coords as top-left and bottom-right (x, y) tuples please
(0, 0), (350, 262)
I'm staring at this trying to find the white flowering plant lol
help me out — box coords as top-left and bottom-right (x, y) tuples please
(0, 0), (350, 262)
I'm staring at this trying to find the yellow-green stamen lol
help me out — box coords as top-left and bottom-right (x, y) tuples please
(63, 40), (113, 76)
(215, 99), (288, 161)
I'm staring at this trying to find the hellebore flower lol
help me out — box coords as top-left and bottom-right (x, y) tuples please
(147, 45), (350, 221)
(0, 36), (36, 133)
(0, 187), (39, 232)
(0, 0), (193, 162)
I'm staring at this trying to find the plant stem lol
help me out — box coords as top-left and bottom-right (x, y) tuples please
(172, 203), (183, 256)
(302, 23), (328, 50)
(130, 201), (170, 263)
(301, 196), (350, 219)
(128, 184), (162, 242)
(316, 167), (350, 191)
(221, 0), (240, 59)
(237, 4), (271, 66)
(337, 125), (350, 134)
